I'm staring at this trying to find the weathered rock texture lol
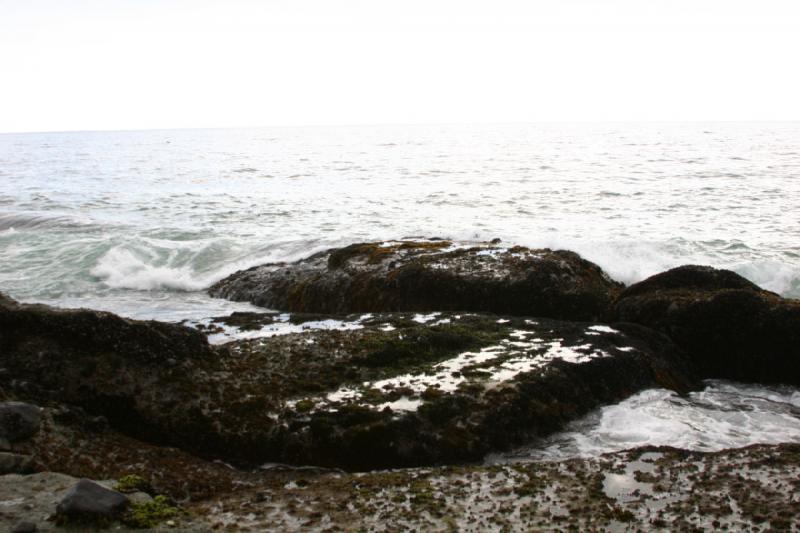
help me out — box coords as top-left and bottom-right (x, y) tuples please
(0, 401), (41, 446)
(209, 240), (624, 321)
(56, 479), (129, 521)
(1, 293), (695, 470)
(612, 265), (800, 385)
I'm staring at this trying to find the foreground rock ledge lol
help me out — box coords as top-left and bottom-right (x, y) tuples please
(3, 438), (799, 532)
(7, 400), (800, 531)
(1, 294), (694, 470)
(209, 240), (624, 321)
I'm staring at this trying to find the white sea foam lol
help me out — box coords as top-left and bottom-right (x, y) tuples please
(91, 248), (210, 291)
(487, 380), (800, 463)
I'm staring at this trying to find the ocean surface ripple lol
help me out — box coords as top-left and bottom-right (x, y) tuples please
(2, 123), (799, 320)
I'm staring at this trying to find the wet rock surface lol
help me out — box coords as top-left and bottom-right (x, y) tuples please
(0, 291), (214, 366)
(2, 295), (696, 470)
(209, 240), (623, 321)
(612, 265), (800, 385)
(3, 403), (798, 532)
(207, 442), (800, 532)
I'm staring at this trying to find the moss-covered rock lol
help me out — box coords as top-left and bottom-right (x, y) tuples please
(611, 265), (800, 385)
(1, 293), (696, 470)
(208, 239), (623, 321)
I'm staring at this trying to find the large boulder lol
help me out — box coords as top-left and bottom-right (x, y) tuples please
(1, 293), (697, 470)
(612, 265), (800, 385)
(208, 240), (623, 321)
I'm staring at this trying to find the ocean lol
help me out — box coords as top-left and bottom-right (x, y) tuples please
(2, 122), (799, 459)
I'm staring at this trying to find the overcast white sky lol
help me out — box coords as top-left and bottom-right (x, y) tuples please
(1, 0), (799, 132)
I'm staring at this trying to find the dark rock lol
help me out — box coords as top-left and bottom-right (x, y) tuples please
(0, 452), (33, 474)
(208, 240), (623, 321)
(0, 292), (216, 441)
(11, 521), (37, 533)
(55, 479), (128, 521)
(1, 292), (697, 470)
(0, 402), (41, 445)
(612, 265), (800, 385)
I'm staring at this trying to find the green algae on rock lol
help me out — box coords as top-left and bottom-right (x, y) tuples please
(208, 240), (624, 321)
(0, 293), (696, 470)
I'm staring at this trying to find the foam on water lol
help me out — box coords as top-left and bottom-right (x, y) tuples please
(91, 247), (211, 291)
(487, 380), (800, 464)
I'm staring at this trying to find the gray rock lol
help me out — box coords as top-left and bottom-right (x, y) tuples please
(11, 521), (37, 533)
(0, 452), (33, 474)
(55, 479), (128, 520)
(0, 402), (41, 445)
(126, 491), (154, 505)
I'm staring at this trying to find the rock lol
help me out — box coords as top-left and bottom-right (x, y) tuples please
(0, 402), (41, 445)
(0, 452), (33, 474)
(208, 240), (623, 321)
(0, 472), (210, 532)
(193, 443), (800, 532)
(56, 479), (128, 521)
(0, 292), (216, 439)
(127, 491), (154, 505)
(11, 522), (37, 533)
(612, 265), (800, 385)
(1, 292), (697, 470)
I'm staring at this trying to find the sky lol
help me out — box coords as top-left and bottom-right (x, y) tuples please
(1, 0), (799, 133)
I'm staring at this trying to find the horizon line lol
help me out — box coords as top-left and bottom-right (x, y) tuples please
(2, 119), (800, 136)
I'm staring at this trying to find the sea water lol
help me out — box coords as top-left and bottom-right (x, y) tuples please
(1, 122), (799, 457)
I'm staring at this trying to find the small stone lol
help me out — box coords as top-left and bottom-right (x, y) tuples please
(56, 479), (128, 520)
(0, 402), (41, 444)
(127, 491), (154, 505)
(166, 519), (177, 527)
(0, 451), (33, 474)
(11, 521), (38, 533)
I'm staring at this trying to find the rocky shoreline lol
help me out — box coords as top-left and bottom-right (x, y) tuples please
(2, 239), (799, 530)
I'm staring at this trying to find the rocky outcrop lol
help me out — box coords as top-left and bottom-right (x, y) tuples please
(0, 293), (214, 366)
(612, 265), (800, 385)
(208, 240), (623, 321)
(0, 294), (215, 433)
(1, 292), (696, 470)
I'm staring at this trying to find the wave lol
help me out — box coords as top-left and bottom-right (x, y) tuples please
(90, 239), (336, 293)
(91, 248), (210, 291)
(0, 211), (95, 231)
